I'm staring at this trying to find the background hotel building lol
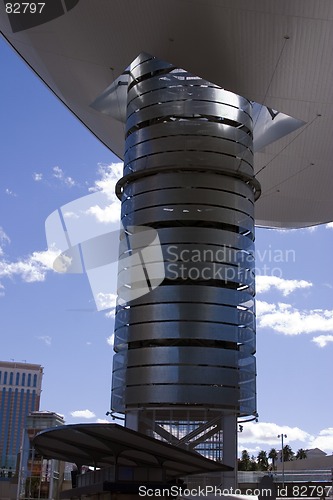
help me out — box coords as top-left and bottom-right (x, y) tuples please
(0, 361), (43, 469)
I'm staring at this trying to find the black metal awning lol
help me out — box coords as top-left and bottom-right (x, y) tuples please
(33, 423), (232, 478)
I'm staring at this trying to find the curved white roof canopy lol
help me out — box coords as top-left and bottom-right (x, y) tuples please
(1, 0), (333, 228)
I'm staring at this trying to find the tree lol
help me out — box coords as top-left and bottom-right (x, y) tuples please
(268, 448), (278, 470)
(257, 450), (269, 471)
(283, 444), (294, 462)
(296, 448), (307, 460)
(238, 450), (251, 471)
(250, 455), (258, 471)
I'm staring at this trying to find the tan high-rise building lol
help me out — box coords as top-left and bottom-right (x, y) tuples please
(0, 361), (43, 469)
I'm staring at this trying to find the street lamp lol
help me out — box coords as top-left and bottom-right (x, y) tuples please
(278, 434), (287, 488)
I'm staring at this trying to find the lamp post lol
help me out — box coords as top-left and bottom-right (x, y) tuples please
(278, 434), (287, 488)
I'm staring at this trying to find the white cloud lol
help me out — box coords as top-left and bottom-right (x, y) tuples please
(53, 166), (64, 179)
(0, 228), (10, 241)
(87, 163), (122, 223)
(0, 228), (10, 257)
(52, 166), (77, 187)
(35, 169), (76, 186)
(312, 335), (333, 348)
(256, 300), (274, 316)
(256, 276), (312, 296)
(33, 172), (43, 182)
(239, 422), (311, 446)
(106, 334), (114, 346)
(65, 176), (76, 187)
(100, 294), (117, 322)
(31, 248), (62, 269)
(5, 188), (17, 197)
(257, 301), (333, 336)
(0, 259), (46, 282)
(71, 409), (96, 419)
(37, 335), (52, 346)
(95, 292), (117, 311)
(64, 177), (76, 187)
(0, 248), (58, 284)
(308, 428), (333, 453)
(86, 202), (120, 223)
(238, 423), (333, 455)
(96, 418), (109, 424)
(89, 163), (123, 200)
(0, 229), (11, 292)
(326, 222), (333, 229)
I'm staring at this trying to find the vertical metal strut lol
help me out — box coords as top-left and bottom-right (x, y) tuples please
(112, 54), (258, 462)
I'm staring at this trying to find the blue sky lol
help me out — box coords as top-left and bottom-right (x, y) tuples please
(1, 36), (333, 458)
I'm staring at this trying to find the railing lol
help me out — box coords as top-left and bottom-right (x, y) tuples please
(237, 471), (267, 484)
(273, 470), (333, 483)
(74, 468), (333, 490)
(186, 470), (333, 488)
(239, 470), (332, 484)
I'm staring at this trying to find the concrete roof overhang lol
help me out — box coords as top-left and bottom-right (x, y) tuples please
(33, 423), (232, 477)
(1, 0), (333, 227)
